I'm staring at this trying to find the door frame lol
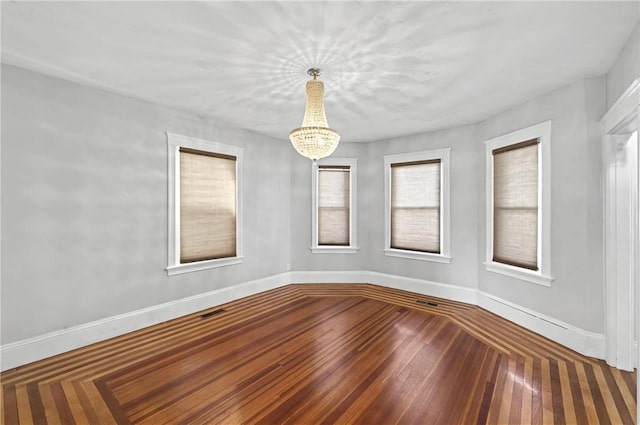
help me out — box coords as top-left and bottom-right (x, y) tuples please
(601, 79), (639, 376)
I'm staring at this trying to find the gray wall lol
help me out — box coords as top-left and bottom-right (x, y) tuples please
(476, 77), (606, 333)
(1, 65), (292, 344)
(289, 76), (608, 333)
(606, 22), (639, 109)
(289, 125), (478, 290)
(363, 126), (478, 289)
(2, 58), (621, 345)
(289, 142), (369, 272)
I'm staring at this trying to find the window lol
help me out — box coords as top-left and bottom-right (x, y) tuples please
(318, 166), (350, 245)
(384, 149), (451, 263)
(485, 121), (553, 286)
(492, 140), (538, 269)
(166, 133), (243, 275)
(311, 158), (358, 253)
(179, 149), (236, 262)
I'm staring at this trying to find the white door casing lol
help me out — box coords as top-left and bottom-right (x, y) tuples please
(601, 79), (639, 376)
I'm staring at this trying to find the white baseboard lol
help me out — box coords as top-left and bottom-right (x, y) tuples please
(288, 270), (478, 305)
(1, 270), (609, 371)
(477, 291), (605, 359)
(366, 271), (478, 304)
(288, 270), (370, 284)
(0, 272), (290, 371)
(290, 271), (602, 359)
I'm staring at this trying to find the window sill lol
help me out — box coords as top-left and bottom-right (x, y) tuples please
(310, 246), (359, 254)
(166, 256), (244, 276)
(483, 261), (553, 287)
(383, 249), (452, 263)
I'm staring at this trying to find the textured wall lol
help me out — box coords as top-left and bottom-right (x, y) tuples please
(476, 77), (606, 333)
(1, 65), (292, 344)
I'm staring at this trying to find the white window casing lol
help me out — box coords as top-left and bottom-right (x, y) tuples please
(484, 121), (554, 286)
(383, 148), (451, 263)
(311, 158), (358, 254)
(166, 132), (243, 275)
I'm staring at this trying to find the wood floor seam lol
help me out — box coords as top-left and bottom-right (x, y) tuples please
(2, 283), (636, 425)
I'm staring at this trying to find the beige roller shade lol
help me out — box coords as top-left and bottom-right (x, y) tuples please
(179, 148), (236, 263)
(318, 166), (350, 246)
(390, 160), (441, 253)
(492, 139), (539, 270)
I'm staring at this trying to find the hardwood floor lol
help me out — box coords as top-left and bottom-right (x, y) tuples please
(1, 284), (636, 424)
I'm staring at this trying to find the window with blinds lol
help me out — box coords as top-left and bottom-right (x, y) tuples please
(317, 166), (350, 246)
(179, 148), (237, 263)
(390, 160), (441, 253)
(492, 139), (539, 270)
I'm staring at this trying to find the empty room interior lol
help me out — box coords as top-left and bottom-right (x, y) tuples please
(2, 1), (640, 424)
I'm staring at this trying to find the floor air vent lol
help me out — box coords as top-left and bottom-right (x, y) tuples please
(201, 308), (226, 319)
(416, 299), (439, 307)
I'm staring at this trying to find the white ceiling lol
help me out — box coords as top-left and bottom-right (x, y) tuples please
(2, 1), (638, 142)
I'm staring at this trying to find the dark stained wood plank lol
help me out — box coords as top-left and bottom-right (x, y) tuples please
(282, 311), (440, 425)
(1, 284), (636, 425)
(71, 380), (102, 425)
(479, 352), (505, 425)
(2, 384), (19, 425)
(94, 379), (132, 425)
(340, 319), (455, 424)
(549, 357), (566, 425)
(134, 297), (386, 424)
(621, 366), (638, 397)
(508, 355), (525, 425)
(25, 383), (46, 425)
(487, 354), (510, 425)
(391, 327), (474, 424)
(583, 361), (612, 425)
(613, 367), (639, 420)
(245, 302), (421, 425)
(565, 360), (588, 425)
(599, 362), (635, 425)
(50, 382), (76, 425)
(432, 337), (495, 425)
(116, 296), (344, 414)
(556, 360), (576, 424)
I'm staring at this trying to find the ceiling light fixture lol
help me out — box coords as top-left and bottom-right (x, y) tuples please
(289, 68), (340, 161)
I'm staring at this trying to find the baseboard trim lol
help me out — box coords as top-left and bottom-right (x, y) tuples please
(289, 270), (478, 304)
(477, 291), (605, 359)
(288, 270), (370, 284)
(366, 271), (478, 304)
(0, 272), (290, 371)
(1, 271), (608, 371)
(290, 271), (603, 359)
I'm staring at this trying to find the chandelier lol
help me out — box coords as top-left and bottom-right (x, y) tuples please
(289, 68), (340, 160)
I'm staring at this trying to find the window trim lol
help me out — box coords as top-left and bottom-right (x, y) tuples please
(166, 132), (243, 275)
(311, 158), (358, 254)
(383, 148), (451, 263)
(484, 121), (553, 286)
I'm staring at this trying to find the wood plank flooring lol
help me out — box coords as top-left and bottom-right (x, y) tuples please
(1, 284), (636, 424)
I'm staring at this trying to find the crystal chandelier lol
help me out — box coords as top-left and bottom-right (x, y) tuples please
(289, 68), (340, 160)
